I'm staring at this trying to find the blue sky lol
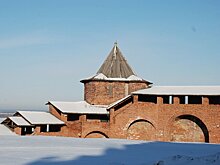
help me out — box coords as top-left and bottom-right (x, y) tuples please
(0, 0), (219, 111)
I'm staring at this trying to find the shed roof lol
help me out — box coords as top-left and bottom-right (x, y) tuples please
(48, 101), (108, 114)
(133, 86), (220, 96)
(8, 116), (31, 126)
(17, 111), (64, 125)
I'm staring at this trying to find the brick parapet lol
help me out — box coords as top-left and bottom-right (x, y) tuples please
(202, 96), (209, 105)
(109, 100), (220, 143)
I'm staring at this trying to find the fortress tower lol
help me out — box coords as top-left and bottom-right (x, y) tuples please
(80, 42), (152, 105)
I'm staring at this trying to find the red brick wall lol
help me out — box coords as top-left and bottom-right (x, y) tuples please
(170, 118), (205, 142)
(14, 127), (22, 135)
(33, 122), (82, 137)
(44, 94), (220, 143)
(109, 95), (220, 143)
(40, 107), (109, 138)
(85, 132), (107, 138)
(49, 105), (61, 120)
(82, 120), (109, 138)
(84, 80), (148, 105)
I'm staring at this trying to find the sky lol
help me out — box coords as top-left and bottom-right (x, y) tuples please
(0, 0), (219, 111)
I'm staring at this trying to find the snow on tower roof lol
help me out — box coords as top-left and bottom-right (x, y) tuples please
(48, 101), (108, 114)
(16, 111), (64, 125)
(82, 73), (146, 82)
(8, 116), (31, 126)
(133, 86), (220, 96)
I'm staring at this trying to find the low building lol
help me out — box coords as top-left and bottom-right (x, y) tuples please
(2, 111), (64, 135)
(47, 101), (109, 137)
(2, 116), (32, 135)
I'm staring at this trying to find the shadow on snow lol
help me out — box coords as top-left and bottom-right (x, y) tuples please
(26, 141), (220, 165)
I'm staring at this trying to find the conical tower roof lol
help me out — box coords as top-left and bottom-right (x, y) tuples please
(97, 42), (135, 78)
(81, 42), (152, 83)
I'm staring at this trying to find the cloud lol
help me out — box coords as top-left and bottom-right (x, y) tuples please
(0, 32), (54, 49)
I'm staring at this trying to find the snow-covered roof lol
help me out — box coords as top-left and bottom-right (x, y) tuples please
(82, 73), (146, 82)
(17, 111), (64, 125)
(133, 86), (220, 96)
(8, 116), (31, 126)
(48, 101), (109, 114)
(107, 95), (132, 110)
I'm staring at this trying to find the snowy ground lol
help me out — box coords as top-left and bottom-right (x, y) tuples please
(0, 124), (220, 165)
(0, 125), (16, 136)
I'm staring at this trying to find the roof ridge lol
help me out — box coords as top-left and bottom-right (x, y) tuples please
(97, 43), (136, 78)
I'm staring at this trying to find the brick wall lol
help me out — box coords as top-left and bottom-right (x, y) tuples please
(14, 127), (22, 135)
(82, 120), (109, 138)
(45, 94), (220, 143)
(49, 105), (67, 121)
(108, 95), (220, 143)
(33, 122), (82, 137)
(84, 80), (148, 105)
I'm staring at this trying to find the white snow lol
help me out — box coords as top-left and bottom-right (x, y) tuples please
(17, 111), (64, 125)
(133, 86), (220, 96)
(0, 132), (220, 165)
(8, 116), (31, 126)
(127, 75), (143, 81)
(93, 73), (108, 79)
(0, 124), (16, 136)
(83, 73), (145, 82)
(48, 101), (108, 114)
